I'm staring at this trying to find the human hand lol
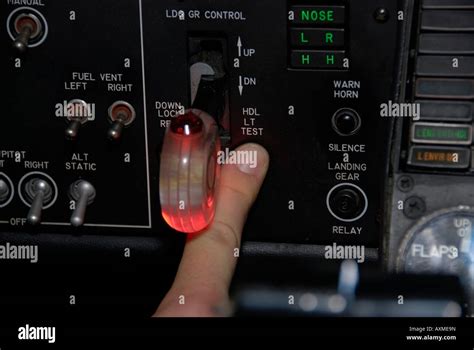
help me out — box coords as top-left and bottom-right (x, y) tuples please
(154, 143), (269, 317)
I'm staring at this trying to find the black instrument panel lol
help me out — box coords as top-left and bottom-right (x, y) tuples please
(1, 0), (401, 248)
(1, 0), (474, 319)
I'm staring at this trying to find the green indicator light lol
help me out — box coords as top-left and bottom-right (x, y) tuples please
(300, 10), (334, 22)
(300, 32), (309, 44)
(326, 54), (335, 65)
(325, 32), (334, 44)
(416, 128), (433, 138)
(301, 54), (311, 65)
(416, 126), (469, 141)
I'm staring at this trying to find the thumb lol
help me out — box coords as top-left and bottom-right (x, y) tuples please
(155, 143), (269, 317)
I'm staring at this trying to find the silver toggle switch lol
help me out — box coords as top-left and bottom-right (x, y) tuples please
(107, 101), (136, 141)
(24, 178), (53, 225)
(0, 179), (10, 203)
(65, 120), (83, 140)
(107, 121), (125, 141)
(69, 180), (96, 227)
(65, 99), (92, 141)
(12, 13), (42, 53)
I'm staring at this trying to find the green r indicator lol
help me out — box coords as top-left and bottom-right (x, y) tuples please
(325, 32), (334, 44)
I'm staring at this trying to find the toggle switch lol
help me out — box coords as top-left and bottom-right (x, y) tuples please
(65, 120), (83, 140)
(107, 101), (136, 141)
(12, 13), (43, 53)
(24, 178), (53, 225)
(64, 99), (92, 141)
(0, 179), (10, 204)
(69, 180), (96, 227)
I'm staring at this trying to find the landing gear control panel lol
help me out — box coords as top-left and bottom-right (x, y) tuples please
(1, 0), (474, 325)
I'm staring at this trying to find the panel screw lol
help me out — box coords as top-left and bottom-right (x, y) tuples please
(374, 8), (390, 23)
(404, 196), (426, 219)
(397, 175), (414, 192)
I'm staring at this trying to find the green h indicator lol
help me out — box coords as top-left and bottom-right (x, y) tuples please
(301, 54), (311, 65)
(326, 54), (335, 65)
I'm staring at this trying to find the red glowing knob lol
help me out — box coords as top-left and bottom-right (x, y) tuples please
(159, 109), (220, 233)
(170, 112), (204, 135)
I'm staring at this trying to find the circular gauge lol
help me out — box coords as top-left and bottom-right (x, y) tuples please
(397, 206), (474, 297)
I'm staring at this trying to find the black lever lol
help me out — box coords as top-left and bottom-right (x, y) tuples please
(192, 76), (227, 125)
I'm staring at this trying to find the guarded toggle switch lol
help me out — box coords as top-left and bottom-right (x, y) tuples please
(107, 101), (136, 141)
(12, 13), (43, 53)
(65, 99), (92, 141)
(24, 178), (53, 225)
(69, 180), (96, 227)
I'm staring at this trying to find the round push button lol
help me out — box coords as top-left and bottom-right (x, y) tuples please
(332, 108), (361, 136)
(327, 183), (368, 222)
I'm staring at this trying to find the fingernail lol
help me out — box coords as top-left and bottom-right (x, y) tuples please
(235, 143), (269, 175)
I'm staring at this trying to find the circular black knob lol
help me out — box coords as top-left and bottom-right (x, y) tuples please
(332, 108), (361, 136)
(327, 183), (368, 222)
(330, 188), (362, 219)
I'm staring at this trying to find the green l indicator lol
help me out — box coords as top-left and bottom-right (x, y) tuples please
(300, 32), (309, 44)
(412, 123), (473, 145)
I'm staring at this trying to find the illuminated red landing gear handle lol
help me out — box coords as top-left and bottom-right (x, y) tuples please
(159, 109), (220, 233)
